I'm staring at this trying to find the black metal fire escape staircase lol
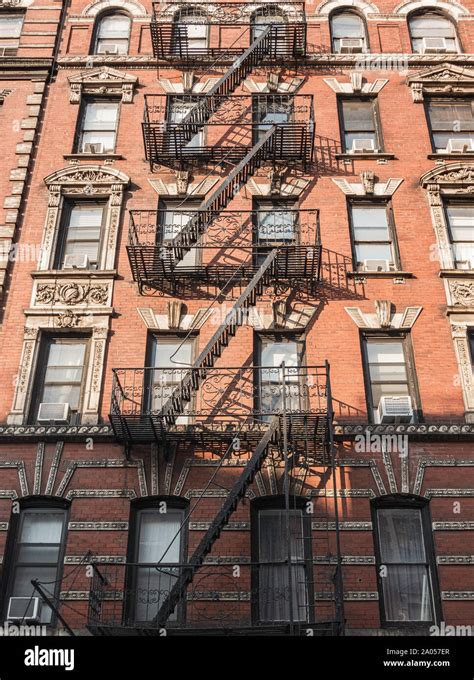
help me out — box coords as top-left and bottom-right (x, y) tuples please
(154, 415), (280, 626)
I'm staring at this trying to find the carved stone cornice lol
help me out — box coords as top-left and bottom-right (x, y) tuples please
(407, 64), (474, 102)
(420, 163), (474, 189)
(334, 423), (474, 439)
(333, 177), (403, 196)
(68, 67), (138, 104)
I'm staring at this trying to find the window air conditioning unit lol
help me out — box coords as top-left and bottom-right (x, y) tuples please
(7, 597), (41, 622)
(98, 43), (118, 54)
(37, 402), (71, 425)
(363, 259), (391, 272)
(445, 138), (474, 154)
(339, 38), (364, 53)
(457, 259), (474, 270)
(83, 142), (104, 154)
(63, 254), (90, 269)
(421, 37), (448, 53)
(378, 396), (413, 424)
(351, 138), (375, 153)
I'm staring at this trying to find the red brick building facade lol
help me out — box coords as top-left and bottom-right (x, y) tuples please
(0, 0), (473, 636)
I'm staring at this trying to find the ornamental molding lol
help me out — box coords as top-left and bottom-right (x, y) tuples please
(315, 0), (380, 16)
(393, 0), (469, 18)
(44, 165), (129, 187)
(0, 425), (113, 439)
(148, 177), (218, 198)
(156, 2), (305, 22)
(420, 162), (474, 187)
(446, 280), (474, 307)
(323, 76), (388, 95)
(82, 0), (148, 17)
(345, 302), (422, 329)
(449, 317), (474, 417)
(243, 76), (305, 94)
(68, 67), (137, 104)
(157, 77), (219, 94)
(68, 521), (128, 530)
(247, 172), (310, 197)
(33, 280), (112, 308)
(137, 306), (214, 331)
(332, 177), (403, 196)
(407, 64), (474, 102)
(334, 423), (474, 438)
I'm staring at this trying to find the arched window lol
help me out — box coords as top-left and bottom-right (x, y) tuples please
(2, 498), (69, 625)
(251, 6), (287, 42)
(172, 7), (209, 54)
(330, 10), (368, 53)
(251, 496), (313, 623)
(93, 12), (131, 55)
(408, 11), (459, 53)
(372, 495), (441, 626)
(126, 497), (188, 624)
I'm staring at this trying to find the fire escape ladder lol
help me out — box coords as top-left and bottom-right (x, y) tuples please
(160, 248), (278, 426)
(170, 26), (273, 148)
(168, 126), (276, 266)
(154, 415), (280, 626)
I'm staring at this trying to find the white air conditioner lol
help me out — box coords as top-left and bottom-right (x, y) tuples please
(351, 138), (375, 153)
(421, 37), (448, 53)
(83, 142), (104, 154)
(97, 43), (118, 54)
(63, 254), (90, 269)
(339, 38), (364, 53)
(445, 138), (474, 154)
(7, 597), (41, 622)
(378, 396), (413, 424)
(363, 259), (391, 272)
(37, 402), (71, 424)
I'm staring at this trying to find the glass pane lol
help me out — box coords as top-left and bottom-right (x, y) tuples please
(0, 16), (23, 38)
(137, 510), (183, 563)
(410, 14), (455, 38)
(342, 100), (375, 131)
(257, 209), (295, 241)
(371, 382), (410, 406)
(382, 565), (433, 622)
(377, 508), (425, 562)
(42, 385), (81, 408)
(134, 564), (179, 622)
(98, 14), (130, 39)
(152, 338), (193, 368)
(369, 363), (407, 382)
(332, 13), (364, 38)
(84, 102), (118, 128)
(355, 244), (393, 262)
(11, 566), (57, 623)
(352, 206), (388, 228)
(17, 545), (61, 564)
(20, 512), (64, 543)
(367, 341), (404, 364)
(47, 342), (86, 367)
(69, 206), (103, 228)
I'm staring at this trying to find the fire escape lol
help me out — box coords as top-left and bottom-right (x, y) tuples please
(88, 1), (344, 636)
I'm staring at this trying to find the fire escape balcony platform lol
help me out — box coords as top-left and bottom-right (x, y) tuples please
(150, 2), (307, 62)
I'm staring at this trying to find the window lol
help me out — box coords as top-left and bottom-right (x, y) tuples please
(409, 12), (459, 54)
(349, 202), (399, 271)
(172, 8), (208, 54)
(76, 99), (119, 154)
(251, 7), (286, 42)
(158, 199), (200, 267)
(127, 499), (188, 624)
(147, 335), (196, 424)
(253, 198), (297, 266)
(251, 497), (313, 623)
(444, 202), (474, 269)
(93, 12), (131, 54)
(30, 337), (88, 424)
(256, 335), (305, 418)
(253, 95), (292, 144)
(426, 99), (474, 153)
(167, 96), (203, 153)
(363, 336), (419, 423)
(0, 14), (23, 54)
(55, 201), (105, 270)
(330, 11), (367, 53)
(340, 98), (381, 153)
(3, 501), (68, 624)
(372, 496), (440, 626)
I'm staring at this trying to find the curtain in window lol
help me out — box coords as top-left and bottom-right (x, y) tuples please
(377, 508), (433, 622)
(258, 509), (308, 621)
(409, 13), (457, 53)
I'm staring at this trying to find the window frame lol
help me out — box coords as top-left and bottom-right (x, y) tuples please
(74, 96), (121, 155)
(371, 494), (442, 629)
(347, 198), (401, 272)
(28, 333), (91, 426)
(468, 330), (474, 370)
(1, 497), (69, 627)
(250, 495), (314, 624)
(443, 198), (474, 269)
(252, 197), (299, 261)
(329, 9), (369, 54)
(424, 96), (474, 154)
(338, 95), (383, 153)
(157, 198), (202, 267)
(360, 332), (422, 424)
(172, 7), (209, 54)
(125, 496), (189, 625)
(91, 11), (131, 55)
(166, 95), (206, 153)
(252, 94), (294, 145)
(408, 10), (461, 55)
(54, 198), (108, 271)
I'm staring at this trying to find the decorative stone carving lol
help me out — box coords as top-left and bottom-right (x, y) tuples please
(323, 76), (388, 96)
(267, 72), (280, 92)
(350, 72), (363, 92)
(167, 300), (184, 330)
(56, 310), (80, 328)
(332, 177), (403, 197)
(68, 67), (138, 104)
(449, 281), (474, 307)
(182, 71), (194, 93)
(272, 299), (288, 328)
(375, 300), (392, 328)
(268, 166), (284, 195)
(407, 64), (474, 103)
(148, 177), (218, 198)
(176, 170), (190, 196)
(35, 282), (110, 307)
(360, 170), (375, 195)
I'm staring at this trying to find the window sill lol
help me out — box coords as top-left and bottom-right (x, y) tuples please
(335, 152), (396, 161)
(439, 269), (474, 278)
(31, 269), (117, 279)
(428, 153), (474, 161)
(63, 154), (124, 161)
(347, 270), (413, 279)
